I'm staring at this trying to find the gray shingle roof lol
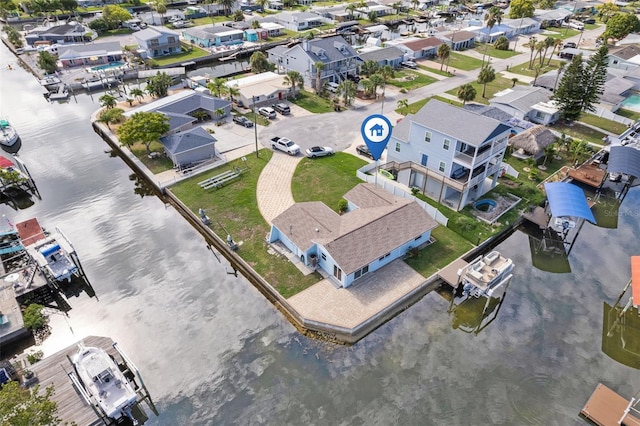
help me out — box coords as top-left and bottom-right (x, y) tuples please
(489, 86), (553, 113)
(135, 26), (179, 42)
(609, 44), (640, 60)
(57, 41), (122, 60)
(392, 99), (511, 146)
(272, 183), (437, 274)
(156, 92), (231, 115)
(358, 46), (404, 62)
(160, 126), (217, 154)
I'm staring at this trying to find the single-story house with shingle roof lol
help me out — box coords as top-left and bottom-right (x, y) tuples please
(489, 86), (558, 124)
(57, 41), (124, 68)
(269, 183), (438, 287)
(358, 46), (404, 68)
(159, 126), (218, 167)
(224, 71), (292, 107)
(25, 23), (96, 46)
(399, 37), (441, 59)
(438, 30), (475, 51)
(608, 44), (640, 71)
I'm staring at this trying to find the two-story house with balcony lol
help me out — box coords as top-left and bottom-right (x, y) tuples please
(386, 99), (512, 211)
(267, 35), (361, 90)
(134, 26), (182, 58)
(182, 25), (244, 48)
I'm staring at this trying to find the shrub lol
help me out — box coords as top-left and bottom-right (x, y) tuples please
(23, 304), (46, 331)
(411, 186), (420, 196)
(337, 198), (348, 214)
(27, 350), (44, 365)
(494, 36), (509, 50)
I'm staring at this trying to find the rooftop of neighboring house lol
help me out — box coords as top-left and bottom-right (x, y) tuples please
(489, 86), (553, 113)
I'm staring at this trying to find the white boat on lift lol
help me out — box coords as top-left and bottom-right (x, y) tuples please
(0, 116), (21, 154)
(71, 345), (138, 424)
(461, 250), (514, 298)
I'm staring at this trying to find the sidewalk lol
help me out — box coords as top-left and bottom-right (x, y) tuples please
(255, 152), (301, 224)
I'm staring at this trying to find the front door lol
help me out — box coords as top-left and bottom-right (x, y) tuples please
(421, 154), (428, 167)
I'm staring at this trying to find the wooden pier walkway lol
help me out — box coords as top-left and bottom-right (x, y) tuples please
(581, 383), (640, 426)
(29, 336), (126, 426)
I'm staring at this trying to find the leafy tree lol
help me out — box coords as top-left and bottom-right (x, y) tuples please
(477, 65), (495, 98)
(603, 13), (640, 43)
(542, 143), (556, 167)
(553, 55), (586, 121)
(60, 0), (77, 14)
(482, 6), (503, 64)
(2, 25), (23, 48)
(130, 87), (145, 103)
(283, 70), (304, 98)
(534, 39), (545, 65)
(102, 5), (131, 29)
(249, 51), (273, 73)
(207, 77), (227, 98)
(117, 111), (170, 154)
(494, 35), (509, 50)
(98, 107), (124, 128)
(532, 63), (542, 85)
(314, 61), (325, 94)
(88, 18), (109, 32)
(99, 93), (117, 109)
(457, 83), (476, 105)
(146, 72), (172, 98)
(360, 60), (379, 77)
(337, 80), (357, 106)
(23, 304), (46, 330)
(0, 381), (60, 425)
(437, 43), (450, 71)
(251, 19), (261, 29)
(155, 0), (167, 22)
(36, 51), (57, 74)
(367, 10), (378, 22)
(535, 0), (555, 9)
(596, 2), (618, 23)
(509, 0), (534, 18)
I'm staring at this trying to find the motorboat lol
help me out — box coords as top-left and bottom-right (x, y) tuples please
(461, 251), (514, 298)
(71, 345), (138, 424)
(0, 117), (21, 154)
(39, 75), (61, 86)
(16, 218), (79, 283)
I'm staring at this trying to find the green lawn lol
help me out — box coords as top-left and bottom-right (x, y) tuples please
(150, 46), (210, 66)
(509, 59), (565, 78)
(548, 121), (608, 145)
(291, 153), (367, 210)
(190, 16), (232, 26)
(404, 226), (474, 277)
(543, 28), (581, 39)
(129, 141), (174, 174)
(290, 90), (335, 113)
(474, 44), (520, 60)
(447, 76), (525, 105)
(418, 64), (452, 77)
(169, 150), (323, 298)
(388, 70), (437, 90)
(395, 96), (460, 115)
(445, 52), (484, 71)
(616, 108), (640, 122)
(580, 114), (628, 135)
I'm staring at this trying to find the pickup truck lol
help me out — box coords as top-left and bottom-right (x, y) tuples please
(270, 137), (300, 155)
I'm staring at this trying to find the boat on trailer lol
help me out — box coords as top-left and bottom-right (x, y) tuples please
(16, 218), (79, 283)
(0, 116), (21, 154)
(71, 345), (138, 425)
(461, 251), (514, 298)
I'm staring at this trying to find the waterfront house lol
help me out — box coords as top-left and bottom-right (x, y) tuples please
(182, 26), (244, 48)
(267, 35), (361, 89)
(386, 99), (512, 211)
(270, 11), (329, 31)
(57, 41), (124, 69)
(533, 8), (572, 29)
(489, 86), (559, 125)
(387, 37), (441, 60)
(268, 183), (438, 288)
(159, 127), (217, 167)
(501, 17), (540, 38)
(224, 71), (292, 107)
(437, 30), (476, 51)
(24, 23), (95, 46)
(358, 46), (404, 68)
(124, 90), (231, 134)
(133, 26), (181, 58)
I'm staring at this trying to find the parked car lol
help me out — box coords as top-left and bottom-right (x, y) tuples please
(258, 106), (276, 119)
(271, 137), (300, 155)
(272, 103), (290, 115)
(584, 18), (596, 24)
(563, 42), (577, 49)
(356, 144), (374, 159)
(305, 146), (335, 158)
(233, 115), (254, 128)
(326, 81), (340, 93)
(347, 74), (360, 83)
(402, 61), (418, 69)
(451, 168), (467, 179)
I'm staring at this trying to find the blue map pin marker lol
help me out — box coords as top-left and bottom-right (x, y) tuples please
(361, 114), (392, 161)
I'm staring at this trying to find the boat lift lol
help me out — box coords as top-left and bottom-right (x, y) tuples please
(606, 256), (640, 338)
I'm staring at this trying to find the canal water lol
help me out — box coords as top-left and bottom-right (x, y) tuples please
(2, 43), (640, 425)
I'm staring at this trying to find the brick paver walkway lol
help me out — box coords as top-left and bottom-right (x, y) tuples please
(256, 152), (302, 224)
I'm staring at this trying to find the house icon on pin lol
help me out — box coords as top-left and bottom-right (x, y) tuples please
(369, 123), (384, 137)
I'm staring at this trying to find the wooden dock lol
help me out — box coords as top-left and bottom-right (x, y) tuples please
(28, 336), (149, 426)
(581, 383), (640, 426)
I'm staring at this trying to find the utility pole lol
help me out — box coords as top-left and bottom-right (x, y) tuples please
(253, 96), (259, 158)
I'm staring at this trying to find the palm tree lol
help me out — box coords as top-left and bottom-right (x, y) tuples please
(99, 94), (117, 109)
(553, 62), (566, 92)
(337, 80), (357, 106)
(541, 36), (555, 65)
(207, 77), (227, 98)
(226, 84), (240, 103)
(397, 98), (409, 111)
(156, 0), (167, 23)
(391, 1), (401, 16)
(283, 70), (304, 98)
(482, 6), (503, 65)
(534, 39), (545, 66)
(548, 38), (563, 65)
(457, 84), (476, 105)
(437, 43), (450, 72)
(368, 73), (384, 98)
(251, 20), (261, 29)
(346, 3), (357, 19)
(367, 10), (378, 22)
(314, 61), (325, 94)
(523, 36), (537, 69)
(411, 0), (419, 10)
(542, 143), (556, 167)
(216, 0), (234, 16)
(214, 107), (226, 124)
(511, 77), (518, 87)
(477, 65), (495, 98)
(130, 88), (145, 103)
(532, 63), (542, 85)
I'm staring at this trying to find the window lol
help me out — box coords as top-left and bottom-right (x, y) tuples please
(443, 139), (450, 150)
(425, 131), (431, 143)
(378, 252), (391, 261)
(167, 37), (176, 43)
(535, 110), (545, 119)
(354, 265), (370, 280)
(439, 161), (446, 173)
(395, 142), (401, 152)
(321, 253), (326, 261)
(414, 234), (422, 241)
(333, 265), (342, 280)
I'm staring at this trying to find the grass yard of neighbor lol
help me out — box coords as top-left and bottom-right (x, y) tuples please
(290, 90), (335, 113)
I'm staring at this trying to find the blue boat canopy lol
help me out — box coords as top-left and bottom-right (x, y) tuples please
(40, 244), (60, 257)
(544, 182), (596, 223)
(608, 145), (640, 178)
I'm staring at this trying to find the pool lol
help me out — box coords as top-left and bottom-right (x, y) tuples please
(473, 199), (497, 212)
(89, 61), (125, 72)
(621, 94), (640, 112)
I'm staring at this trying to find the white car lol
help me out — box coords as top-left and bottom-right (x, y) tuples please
(402, 61), (418, 69)
(305, 146), (335, 158)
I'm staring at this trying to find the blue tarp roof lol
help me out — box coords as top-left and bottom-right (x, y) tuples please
(544, 182), (596, 223)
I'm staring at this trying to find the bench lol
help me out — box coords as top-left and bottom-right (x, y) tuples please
(199, 168), (241, 190)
